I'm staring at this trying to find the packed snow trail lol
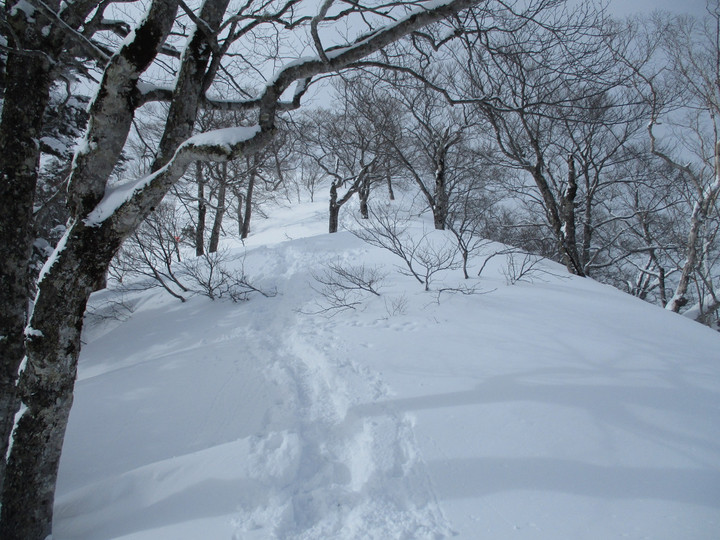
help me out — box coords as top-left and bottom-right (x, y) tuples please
(53, 200), (720, 539)
(54, 231), (451, 539)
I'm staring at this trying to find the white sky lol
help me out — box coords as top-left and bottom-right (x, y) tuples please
(607, 0), (710, 17)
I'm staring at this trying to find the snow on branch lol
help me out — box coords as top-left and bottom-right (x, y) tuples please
(84, 125), (265, 229)
(267, 0), (477, 92)
(28, 0), (110, 64)
(87, 0), (479, 234)
(140, 0), (476, 113)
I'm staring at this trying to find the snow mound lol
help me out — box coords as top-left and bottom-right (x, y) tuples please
(54, 199), (720, 539)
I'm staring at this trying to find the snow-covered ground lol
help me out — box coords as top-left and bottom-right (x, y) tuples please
(53, 197), (720, 539)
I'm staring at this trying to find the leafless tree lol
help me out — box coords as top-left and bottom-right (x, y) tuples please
(452, 2), (624, 275)
(295, 104), (388, 232)
(0, 0), (481, 536)
(111, 203), (189, 301)
(377, 72), (470, 230)
(353, 207), (460, 291)
(640, 10), (720, 318)
(307, 261), (387, 314)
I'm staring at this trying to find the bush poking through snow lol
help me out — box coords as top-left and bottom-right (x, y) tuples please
(109, 205), (273, 302)
(501, 251), (546, 285)
(306, 261), (387, 315)
(352, 208), (460, 291)
(181, 249), (276, 302)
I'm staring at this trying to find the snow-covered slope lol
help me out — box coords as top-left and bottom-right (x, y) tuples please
(53, 199), (720, 539)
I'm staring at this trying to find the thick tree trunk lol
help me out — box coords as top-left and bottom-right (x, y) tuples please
(0, 2), (180, 535)
(0, 0), (106, 499)
(0, 53), (52, 497)
(0, 220), (121, 540)
(0, 4), (60, 494)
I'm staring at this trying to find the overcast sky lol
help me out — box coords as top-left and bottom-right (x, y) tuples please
(607, 0), (709, 17)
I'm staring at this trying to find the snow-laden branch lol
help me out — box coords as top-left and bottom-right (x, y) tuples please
(85, 125), (265, 228)
(87, 0), (480, 235)
(141, 0), (477, 114)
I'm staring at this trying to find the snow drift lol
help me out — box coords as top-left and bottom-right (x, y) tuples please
(53, 198), (720, 539)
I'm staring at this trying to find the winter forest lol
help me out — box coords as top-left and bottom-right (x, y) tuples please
(1, 0), (719, 538)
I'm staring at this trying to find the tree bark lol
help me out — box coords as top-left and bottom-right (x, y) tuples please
(433, 143), (449, 230)
(0, 0), (101, 496)
(0, 220), (120, 540)
(0, 44), (53, 500)
(209, 164), (227, 253)
(561, 154), (582, 271)
(241, 157), (257, 239)
(0, 2), (180, 536)
(329, 181), (340, 233)
(196, 163), (207, 255)
(359, 173), (371, 219)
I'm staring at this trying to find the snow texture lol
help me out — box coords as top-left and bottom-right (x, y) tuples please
(10, 0), (36, 21)
(183, 125), (261, 151)
(54, 195), (720, 539)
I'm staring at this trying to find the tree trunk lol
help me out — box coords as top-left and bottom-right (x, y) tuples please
(0, 55), (52, 499)
(236, 190), (245, 236)
(0, 2), (62, 494)
(387, 174), (395, 201)
(581, 168), (594, 275)
(560, 155), (582, 272)
(433, 145), (448, 230)
(241, 158), (257, 239)
(0, 2), (181, 535)
(531, 165), (585, 277)
(196, 163), (206, 256)
(209, 164), (227, 253)
(667, 140), (720, 312)
(0, 220), (121, 540)
(329, 181), (340, 233)
(667, 199), (704, 312)
(359, 173), (371, 219)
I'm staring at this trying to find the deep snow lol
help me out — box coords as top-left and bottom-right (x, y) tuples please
(53, 197), (720, 539)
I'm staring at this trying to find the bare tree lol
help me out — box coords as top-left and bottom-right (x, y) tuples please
(296, 105), (387, 233)
(379, 74), (469, 230)
(0, 1), (482, 536)
(308, 261), (387, 314)
(452, 2), (624, 275)
(353, 207), (460, 291)
(641, 10), (720, 317)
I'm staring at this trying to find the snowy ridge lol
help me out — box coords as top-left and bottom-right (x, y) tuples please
(53, 198), (720, 539)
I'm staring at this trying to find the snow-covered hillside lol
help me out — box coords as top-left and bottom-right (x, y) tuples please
(53, 198), (720, 539)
